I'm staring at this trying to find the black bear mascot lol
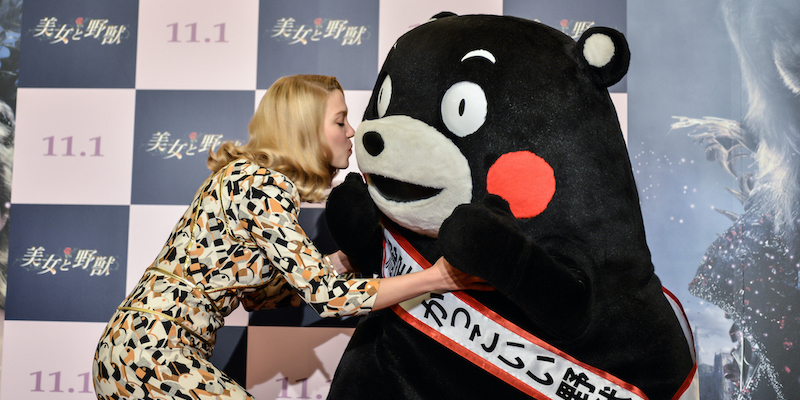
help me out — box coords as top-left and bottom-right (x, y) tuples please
(325, 13), (698, 400)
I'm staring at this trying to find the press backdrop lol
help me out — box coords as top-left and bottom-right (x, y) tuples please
(2, 1), (796, 399)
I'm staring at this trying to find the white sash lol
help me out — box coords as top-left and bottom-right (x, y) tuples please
(383, 226), (699, 400)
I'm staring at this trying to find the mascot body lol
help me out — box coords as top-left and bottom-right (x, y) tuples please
(326, 14), (697, 400)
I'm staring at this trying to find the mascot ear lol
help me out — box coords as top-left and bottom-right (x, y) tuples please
(577, 27), (630, 88)
(430, 11), (457, 20)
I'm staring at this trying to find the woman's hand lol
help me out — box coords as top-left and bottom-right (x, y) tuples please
(371, 256), (492, 311)
(326, 250), (357, 275)
(430, 256), (494, 292)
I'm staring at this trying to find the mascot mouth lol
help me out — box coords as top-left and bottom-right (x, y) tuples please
(355, 116), (472, 236)
(367, 174), (443, 202)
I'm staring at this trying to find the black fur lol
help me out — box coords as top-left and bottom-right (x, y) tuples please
(326, 14), (693, 400)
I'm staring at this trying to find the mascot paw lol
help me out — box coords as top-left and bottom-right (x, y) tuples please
(326, 172), (384, 273)
(439, 195), (528, 287)
(327, 172), (374, 218)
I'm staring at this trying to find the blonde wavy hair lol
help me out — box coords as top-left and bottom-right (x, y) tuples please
(208, 75), (342, 202)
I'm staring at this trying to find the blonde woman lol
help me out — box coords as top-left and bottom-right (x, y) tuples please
(92, 75), (485, 399)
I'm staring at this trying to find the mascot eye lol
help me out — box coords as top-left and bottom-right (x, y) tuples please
(377, 75), (392, 118)
(441, 81), (487, 137)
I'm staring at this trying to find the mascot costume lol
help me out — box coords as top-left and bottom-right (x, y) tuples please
(325, 13), (699, 400)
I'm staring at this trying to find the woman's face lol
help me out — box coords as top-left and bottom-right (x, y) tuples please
(323, 90), (355, 169)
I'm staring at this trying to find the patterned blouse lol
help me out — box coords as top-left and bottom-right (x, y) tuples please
(117, 158), (380, 356)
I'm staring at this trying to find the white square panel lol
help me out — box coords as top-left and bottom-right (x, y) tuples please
(0, 320), (108, 399)
(125, 204), (188, 294)
(11, 88), (135, 205)
(254, 89), (267, 114)
(136, 0), (260, 90)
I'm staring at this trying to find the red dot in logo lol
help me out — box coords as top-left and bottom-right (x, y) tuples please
(486, 151), (555, 219)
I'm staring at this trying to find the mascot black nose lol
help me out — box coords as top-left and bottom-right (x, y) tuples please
(362, 131), (384, 156)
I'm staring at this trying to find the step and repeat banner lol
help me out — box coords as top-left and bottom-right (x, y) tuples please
(1, 0), (796, 399)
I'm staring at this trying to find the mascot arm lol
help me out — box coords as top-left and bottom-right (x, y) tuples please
(439, 195), (589, 338)
(325, 172), (384, 276)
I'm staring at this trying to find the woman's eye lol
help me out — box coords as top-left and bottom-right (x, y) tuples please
(440, 81), (487, 137)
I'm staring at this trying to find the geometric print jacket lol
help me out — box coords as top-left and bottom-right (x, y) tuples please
(118, 158), (380, 355)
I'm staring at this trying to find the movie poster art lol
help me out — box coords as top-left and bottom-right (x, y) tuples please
(629, 1), (799, 399)
(0, 0), (21, 312)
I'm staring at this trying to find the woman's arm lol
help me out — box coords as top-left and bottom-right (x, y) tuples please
(236, 170), (488, 316)
(371, 256), (491, 310)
